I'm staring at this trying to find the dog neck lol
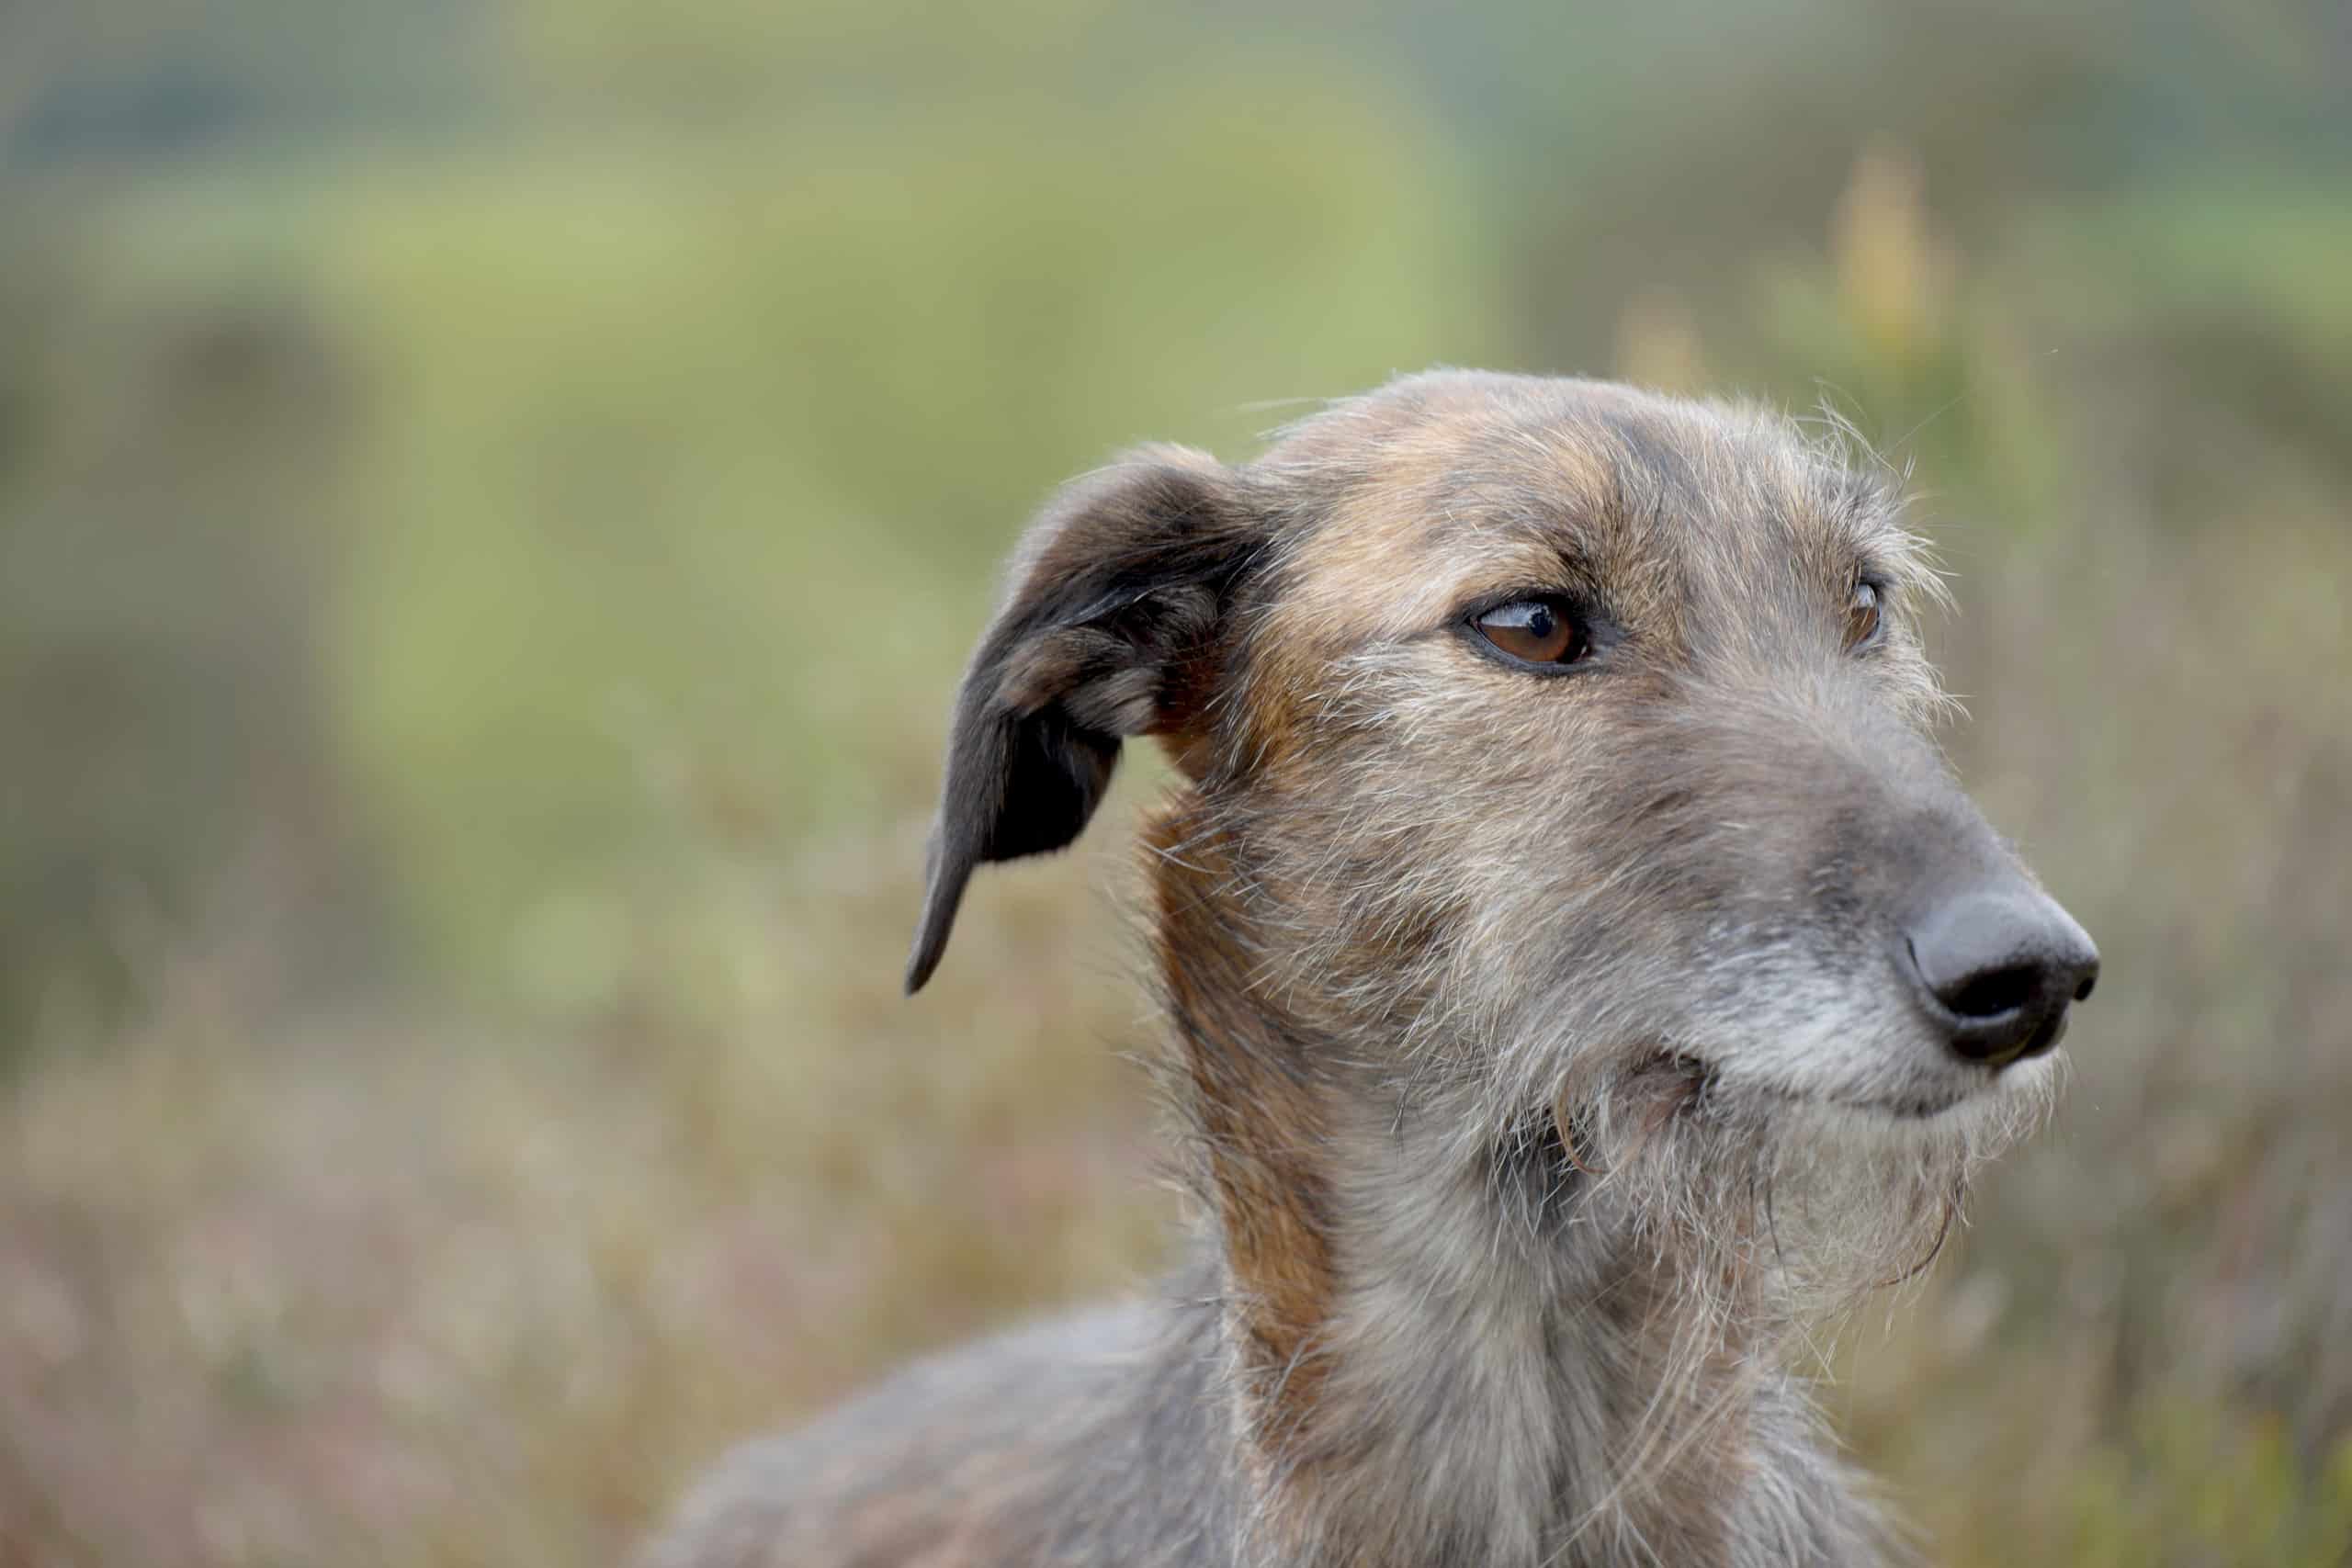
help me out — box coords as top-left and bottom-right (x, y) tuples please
(1141, 803), (1847, 1567)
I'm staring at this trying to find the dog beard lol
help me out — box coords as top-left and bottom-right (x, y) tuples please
(1551, 1051), (2057, 1335)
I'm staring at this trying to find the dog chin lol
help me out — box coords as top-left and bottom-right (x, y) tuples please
(1834, 1046), (2064, 1133)
(1696, 1024), (2064, 1131)
(1550, 1037), (2057, 1190)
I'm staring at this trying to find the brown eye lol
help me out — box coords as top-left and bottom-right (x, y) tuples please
(1846, 580), (1884, 650)
(1473, 597), (1589, 667)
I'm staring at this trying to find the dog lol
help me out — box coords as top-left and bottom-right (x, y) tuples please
(641, 370), (2098, 1567)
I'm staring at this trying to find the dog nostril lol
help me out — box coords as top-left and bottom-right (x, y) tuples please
(1907, 888), (2098, 1068)
(1942, 962), (2040, 1021)
(2074, 974), (2098, 1003)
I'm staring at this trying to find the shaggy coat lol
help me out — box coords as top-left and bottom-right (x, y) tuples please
(642, 371), (2097, 1568)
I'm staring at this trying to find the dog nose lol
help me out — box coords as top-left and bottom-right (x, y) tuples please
(1905, 889), (2099, 1068)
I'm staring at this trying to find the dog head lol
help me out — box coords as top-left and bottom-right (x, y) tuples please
(910, 371), (2094, 1287)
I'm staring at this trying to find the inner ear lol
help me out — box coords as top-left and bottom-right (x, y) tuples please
(905, 448), (1259, 992)
(997, 578), (1220, 737)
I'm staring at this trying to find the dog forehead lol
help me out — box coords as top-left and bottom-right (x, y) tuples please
(1257, 375), (1865, 650)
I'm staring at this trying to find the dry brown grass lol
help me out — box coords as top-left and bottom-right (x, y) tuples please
(1, 804), (1173, 1565)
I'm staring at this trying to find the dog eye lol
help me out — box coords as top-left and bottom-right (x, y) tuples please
(1473, 598), (1589, 667)
(1845, 581), (1884, 651)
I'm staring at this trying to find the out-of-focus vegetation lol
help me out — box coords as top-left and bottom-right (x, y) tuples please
(3, 3), (2347, 1563)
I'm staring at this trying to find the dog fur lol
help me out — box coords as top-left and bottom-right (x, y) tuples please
(641, 370), (2093, 1568)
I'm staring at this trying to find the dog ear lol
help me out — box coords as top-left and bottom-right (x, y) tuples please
(905, 446), (1260, 993)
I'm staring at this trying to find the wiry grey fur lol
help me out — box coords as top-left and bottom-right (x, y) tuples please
(641, 371), (2088, 1568)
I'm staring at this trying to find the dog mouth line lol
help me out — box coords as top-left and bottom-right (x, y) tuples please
(1542, 1051), (1984, 1175)
(1629, 1051), (1970, 1122)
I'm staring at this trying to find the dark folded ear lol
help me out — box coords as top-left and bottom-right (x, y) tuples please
(905, 446), (1261, 993)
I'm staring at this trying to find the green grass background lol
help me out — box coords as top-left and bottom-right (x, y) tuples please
(2, 3), (2348, 1562)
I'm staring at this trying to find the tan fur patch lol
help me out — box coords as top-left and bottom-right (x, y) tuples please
(1145, 802), (1343, 1456)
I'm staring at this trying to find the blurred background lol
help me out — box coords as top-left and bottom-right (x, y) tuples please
(2, 1), (2348, 1562)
